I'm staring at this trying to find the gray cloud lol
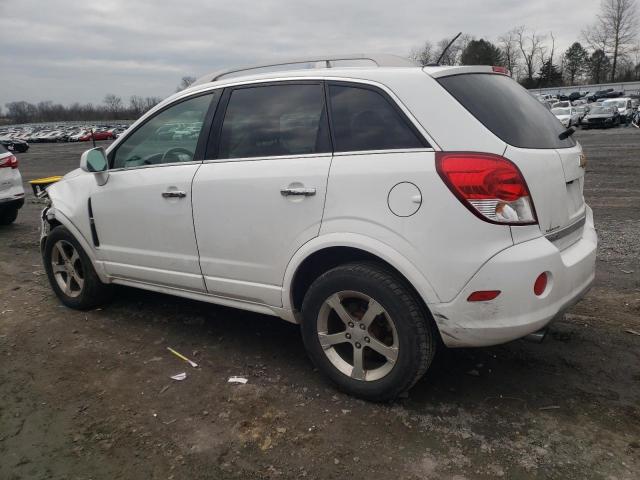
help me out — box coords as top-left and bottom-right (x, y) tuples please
(0, 0), (599, 106)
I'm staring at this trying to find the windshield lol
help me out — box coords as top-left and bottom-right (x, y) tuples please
(603, 100), (626, 108)
(589, 106), (612, 114)
(437, 73), (576, 149)
(552, 108), (571, 115)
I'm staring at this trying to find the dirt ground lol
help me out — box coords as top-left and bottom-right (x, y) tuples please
(1, 129), (639, 480)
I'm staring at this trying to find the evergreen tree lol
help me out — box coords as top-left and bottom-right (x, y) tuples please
(460, 39), (505, 66)
(563, 42), (589, 85)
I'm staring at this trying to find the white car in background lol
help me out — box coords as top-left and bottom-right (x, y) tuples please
(38, 56), (597, 401)
(551, 100), (572, 109)
(0, 144), (25, 225)
(602, 98), (634, 123)
(552, 107), (581, 127)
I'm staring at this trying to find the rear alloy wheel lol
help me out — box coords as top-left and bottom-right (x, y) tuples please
(317, 290), (398, 382)
(44, 225), (113, 309)
(301, 262), (436, 401)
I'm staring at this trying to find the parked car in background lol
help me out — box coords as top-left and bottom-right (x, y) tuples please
(0, 137), (29, 153)
(552, 100), (572, 109)
(573, 105), (589, 123)
(581, 105), (620, 129)
(552, 107), (581, 127)
(0, 144), (25, 225)
(39, 58), (597, 401)
(602, 98), (634, 124)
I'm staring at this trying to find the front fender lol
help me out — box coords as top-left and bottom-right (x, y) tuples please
(281, 232), (441, 316)
(42, 203), (110, 284)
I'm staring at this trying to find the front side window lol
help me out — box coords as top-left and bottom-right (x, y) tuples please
(328, 84), (425, 152)
(112, 93), (214, 169)
(218, 83), (330, 159)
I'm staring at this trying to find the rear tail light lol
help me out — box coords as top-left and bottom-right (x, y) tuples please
(436, 152), (537, 225)
(0, 155), (18, 169)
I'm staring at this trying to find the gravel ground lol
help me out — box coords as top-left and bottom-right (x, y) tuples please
(1, 129), (639, 480)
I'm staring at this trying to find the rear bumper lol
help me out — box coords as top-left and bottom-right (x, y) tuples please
(0, 196), (25, 211)
(431, 206), (597, 347)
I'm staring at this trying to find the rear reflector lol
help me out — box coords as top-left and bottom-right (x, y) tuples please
(467, 290), (501, 302)
(0, 155), (18, 169)
(436, 152), (537, 225)
(534, 272), (548, 296)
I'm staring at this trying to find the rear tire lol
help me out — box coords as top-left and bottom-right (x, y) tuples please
(300, 262), (437, 401)
(43, 225), (113, 310)
(0, 208), (18, 225)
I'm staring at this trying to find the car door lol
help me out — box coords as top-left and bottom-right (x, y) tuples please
(192, 82), (331, 306)
(91, 92), (218, 291)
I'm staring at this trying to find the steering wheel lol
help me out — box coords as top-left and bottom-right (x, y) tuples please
(161, 147), (193, 163)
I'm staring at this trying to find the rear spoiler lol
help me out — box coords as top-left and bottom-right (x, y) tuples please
(424, 65), (510, 79)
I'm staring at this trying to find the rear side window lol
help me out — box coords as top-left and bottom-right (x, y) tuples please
(218, 83), (330, 159)
(328, 84), (425, 152)
(437, 73), (576, 149)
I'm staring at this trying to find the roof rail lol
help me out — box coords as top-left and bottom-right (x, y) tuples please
(192, 54), (417, 86)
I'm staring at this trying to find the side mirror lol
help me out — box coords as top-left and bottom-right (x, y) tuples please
(80, 147), (108, 172)
(80, 147), (109, 186)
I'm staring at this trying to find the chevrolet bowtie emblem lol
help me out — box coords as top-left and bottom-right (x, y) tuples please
(579, 154), (587, 169)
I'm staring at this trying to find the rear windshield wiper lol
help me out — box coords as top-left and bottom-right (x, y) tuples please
(558, 127), (575, 140)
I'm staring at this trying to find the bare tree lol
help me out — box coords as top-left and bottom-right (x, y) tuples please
(498, 29), (522, 78)
(409, 41), (435, 66)
(583, 0), (638, 81)
(176, 76), (197, 92)
(516, 26), (545, 86)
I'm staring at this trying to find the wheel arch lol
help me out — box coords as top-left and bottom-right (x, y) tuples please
(42, 207), (109, 283)
(283, 233), (441, 321)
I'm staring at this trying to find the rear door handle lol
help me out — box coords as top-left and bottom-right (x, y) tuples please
(280, 187), (316, 197)
(162, 191), (187, 198)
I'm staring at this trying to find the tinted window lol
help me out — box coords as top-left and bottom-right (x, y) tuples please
(329, 85), (424, 152)
(218, 84), (329, 159)
(437, 74), (576, 149)
(112, 93), (214, 169)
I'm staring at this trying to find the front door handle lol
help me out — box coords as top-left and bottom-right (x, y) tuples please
(162, 191), (187, 199)
(280, 187), (316, 197)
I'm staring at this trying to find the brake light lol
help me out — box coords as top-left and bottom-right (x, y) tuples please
(0, 155), (18, 169)
(492, 66), (510, 76)
(436, 152), (537, 225)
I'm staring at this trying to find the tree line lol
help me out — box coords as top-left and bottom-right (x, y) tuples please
(410, 0), (639, 88)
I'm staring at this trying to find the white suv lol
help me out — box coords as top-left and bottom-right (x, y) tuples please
(0, 144), (25, 225)
(40, 55), (597, 401)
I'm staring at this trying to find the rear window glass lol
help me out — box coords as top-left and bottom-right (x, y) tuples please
(328, 84), (426, 152)
(437, 73), (576, 149)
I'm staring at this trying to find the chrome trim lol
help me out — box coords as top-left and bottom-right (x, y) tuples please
(545, 215), (586, 243)
(202, 153), (331, 164)
(107, 160), (201, 173)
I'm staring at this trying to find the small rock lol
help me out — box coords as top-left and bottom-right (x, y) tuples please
(466, 369), (480, 377)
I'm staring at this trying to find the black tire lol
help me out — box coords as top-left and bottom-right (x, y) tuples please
(300, 262), (437, 401)
(43, 225), (113, 310)
(0, 208), (18, 225)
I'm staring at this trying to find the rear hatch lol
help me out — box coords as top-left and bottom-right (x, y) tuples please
(435, 70), (586, 243)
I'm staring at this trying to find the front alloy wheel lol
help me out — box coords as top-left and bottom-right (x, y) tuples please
(50, 240), (85, 297)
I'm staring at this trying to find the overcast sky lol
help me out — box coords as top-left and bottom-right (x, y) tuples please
(0, 0), (601, 107)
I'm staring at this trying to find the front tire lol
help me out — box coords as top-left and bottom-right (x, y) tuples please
(43, 226), (113, 309)
(301, 262), (437, 401)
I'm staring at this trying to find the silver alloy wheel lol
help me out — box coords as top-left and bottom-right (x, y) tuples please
(317, 290), (399, 382)
(50, 240), (84, 298)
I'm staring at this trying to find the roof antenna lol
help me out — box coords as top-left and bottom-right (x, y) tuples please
(429, 32), (462, 66)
